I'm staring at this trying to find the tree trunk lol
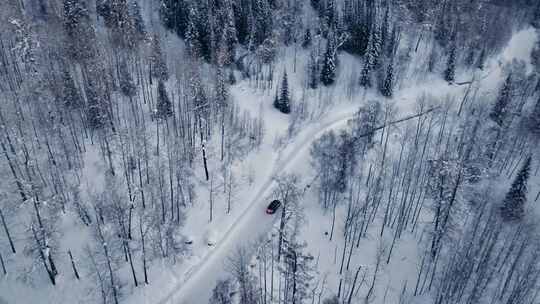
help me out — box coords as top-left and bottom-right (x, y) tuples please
(96, 213), (119, 304)
(31, 225), (56, 285)
(202, 140), (210, 181)
(0, 208), (16, 253)
(126, 241), (138, 287)
(0, 250), (6, 275)
(140, 221), (149, 284)
(347, 265), (362, 304)
(68, 250), (80, 280)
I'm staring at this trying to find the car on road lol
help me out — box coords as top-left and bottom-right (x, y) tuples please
(266, 200), (281, 214)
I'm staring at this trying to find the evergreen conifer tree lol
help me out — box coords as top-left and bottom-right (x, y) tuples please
(500, 156), (531, 221)
(185, 6), (202, 58)
(220, 2), (238, 66)
(360, 28), (382, 88)
(85, 75), (106, 129)
(529, 97), (540, 135)
(63, 0), (96, 62)
(191, 73), (209, 118)
(252, 0), (273, 46)
(532, 2), (540, 29)
(302, 29), (312, 49)
(381, 58), (394, 97)
(381, 6), (390, 53)
(215, 67), (229, 109)
(320, 42), (336, 86)
(97, 0), (140, 49)
(489, 74), (513, 127)
(444, 31), (457, 83)
(156, 80), (173, 118)
(476, 48), (486, 70)
(323, 0), (336, 31)
(386, 24), (398, 57)
(159, 0), (189, 38)
(119, 61), (137, 98)
(228, 69), (236, 85)
(308, 50), (319, 89)
(371, 26), (382, 69)
(359, 61), (371, 88)
(60, 66), (82, 108)
(150, 34), (169, 81)
(276, 71), (291, 114)
(130, 1), (146, 42)
(273, 88), (280, 111)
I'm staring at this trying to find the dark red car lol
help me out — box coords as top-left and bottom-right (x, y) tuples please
(266, 200), (281, 214)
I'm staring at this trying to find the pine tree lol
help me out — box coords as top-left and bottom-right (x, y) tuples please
(275, 71), (291, 114)
(215, 67), (229, 109)
(341, 0), (371, 56)
(386, 24), (398, 57)
(529, 97), (540, 135)
(97, 0), (140, 49)
(444, 45), (456, 83)
(220, 2), (238, 66)
(444, 31), (457, 83)
(371, 26), (382, 69)
(85, 74), (106, 129)
(159, 0), (189, 38)
(119, 61), (137, 98)
(360, 28), (381, 88)
(301, 29), (312, 49)
(149, 34), (169, 81)
(500, 156), (531, 221)
(252, 0), (273, 46)
(359, 61), (372, 88)
(380, 58), (394, 97)
(273, 88), (280, 111)
(228, 69), (236, 85)
(381, 6), (390, 53)
(191, 73), (209, 118)
(233, 0), (250, 45)
(185, 6), (202, 58)
(130, 1), (147, 42)
(60, 66), (82, 108)
(156, 80), (173, 118)
(476, 48), (486, 70)
(308, 50), (319, 89)
(323, 0), (336, 31)
(465, 48), (475, 67)
(489, 74), (513, 127)
(320, 42), (336, 86)
(532, 2), (540, 29)
(63, 0), (96, 62)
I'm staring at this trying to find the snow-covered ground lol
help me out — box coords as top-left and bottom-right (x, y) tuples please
(0, 22), (537, 304)
(126, 27), (539, 304)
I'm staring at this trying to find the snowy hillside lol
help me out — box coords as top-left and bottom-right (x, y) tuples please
(1, 1), (540, 304)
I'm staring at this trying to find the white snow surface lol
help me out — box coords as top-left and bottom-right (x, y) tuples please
(1, 26), (538, 304)
(135, 27), (539, 304)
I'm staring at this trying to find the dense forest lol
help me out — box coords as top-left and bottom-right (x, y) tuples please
(1, 0), (540, 303)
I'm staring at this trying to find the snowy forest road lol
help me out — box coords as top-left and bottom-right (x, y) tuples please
(156, 112), (357, 304)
